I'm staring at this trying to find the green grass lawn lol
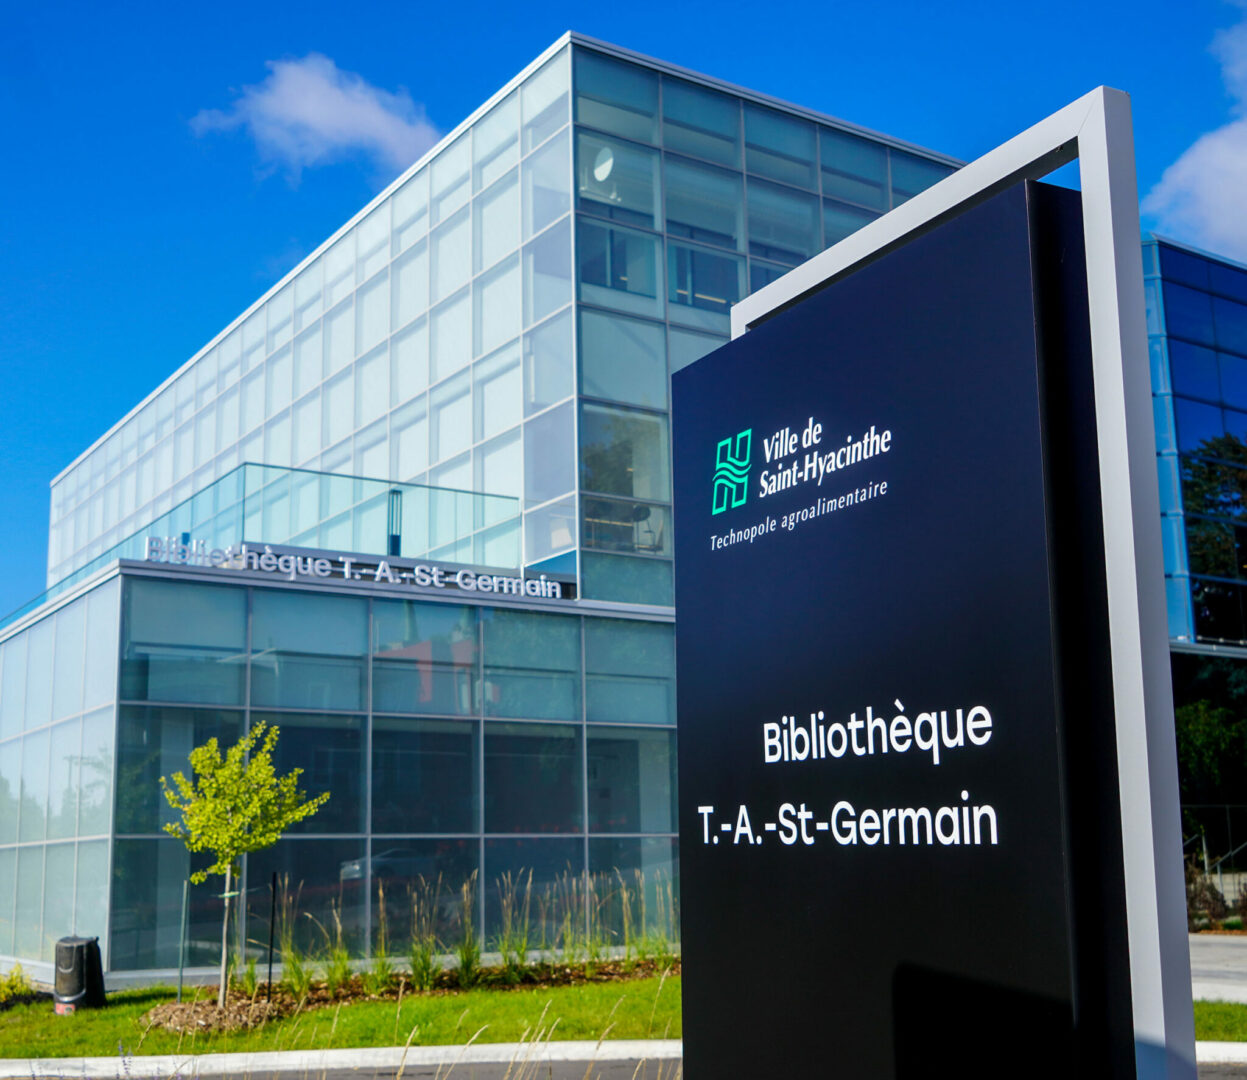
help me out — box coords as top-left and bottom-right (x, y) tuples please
(0, 975), (681, 1060)
(1195, 1000), (1247, 1041)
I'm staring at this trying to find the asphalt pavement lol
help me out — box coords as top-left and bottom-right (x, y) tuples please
(1191, 933), (1247, 1003)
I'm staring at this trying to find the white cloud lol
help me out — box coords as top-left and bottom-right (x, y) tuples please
(193, 54), (441, 180)
(1143, 13), (1247, 261)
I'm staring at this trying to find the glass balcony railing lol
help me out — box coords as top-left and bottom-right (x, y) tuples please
(3, 463), (520, 631)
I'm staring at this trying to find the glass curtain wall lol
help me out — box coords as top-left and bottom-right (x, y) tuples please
(570, 45), (956, 604)
(1146, 239), (1247, 644)
(110, 574), (676, 970)
(0, 577), (119, 966)
(47, 48), (575, 589)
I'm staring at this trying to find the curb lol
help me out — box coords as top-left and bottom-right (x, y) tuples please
(9, 1038), (1247, 1073)
(0, 1038), (684, 1078)
(1198, 1041), (1247, 1064)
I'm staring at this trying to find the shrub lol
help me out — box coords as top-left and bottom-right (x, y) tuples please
(0, 965), (33, 1004)
(1188, 854), (1229, 929)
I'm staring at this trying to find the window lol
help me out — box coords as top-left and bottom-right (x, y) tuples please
(579, 402), (670, 500)
(662, 78), (739, 166)
(744, 104), (816, 189)
(577, 219), (662, 318)
(121, 580), (246, 705)
(373, 600), (478, 717)
(575, 49), (657, 143)
(664, 157), (743, 249)
(576, 132), (658, 228)
(820, 128), (887, 210)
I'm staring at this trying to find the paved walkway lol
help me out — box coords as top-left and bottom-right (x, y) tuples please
(0, 1039), (684, 1079)
(1192, 933), (1247, 1004)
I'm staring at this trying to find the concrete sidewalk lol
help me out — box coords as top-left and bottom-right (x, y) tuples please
(0, 1039), (684, 1079)
(1192, 933), (1247, 1004)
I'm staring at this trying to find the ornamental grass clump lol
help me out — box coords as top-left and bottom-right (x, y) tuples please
(496, 868), (533, 985)
(408, 874), (442, 991)
(323, 902), (353, 999)
(454, 871), (481, 989)
(363, 883), (395, 996)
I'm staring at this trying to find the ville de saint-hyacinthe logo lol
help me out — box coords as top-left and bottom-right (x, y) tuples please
(712, 429), (752, 515)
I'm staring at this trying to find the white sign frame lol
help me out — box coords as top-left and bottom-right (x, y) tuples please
(732, 87), (1194, 1079)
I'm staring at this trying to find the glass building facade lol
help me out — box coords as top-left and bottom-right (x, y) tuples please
(1, 35), (960, 975)
(43, 35), (957, 608)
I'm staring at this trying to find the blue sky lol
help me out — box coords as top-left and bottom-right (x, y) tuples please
(1, 0), (1244, 616)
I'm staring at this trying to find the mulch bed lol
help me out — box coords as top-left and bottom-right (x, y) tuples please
(143, 957), (681, 1034)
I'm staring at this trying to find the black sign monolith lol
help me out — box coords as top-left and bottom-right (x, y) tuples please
(672, 182), (1133, 1078)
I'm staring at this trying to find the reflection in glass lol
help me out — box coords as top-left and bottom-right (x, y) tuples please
(665, 158), (743, 249)
(109, 840), (217, 970)
(574, 49), (657, 143)
(252, 711), (363, 834)
(79, 707), (114, 836)
(52, 600), (85, 721)
(890, 150), (953, 205)
(75, 840), (109, 949)
(1170, 340), (1221, 401)
(246, 838), (367, 957)
(579, 402), (670, 500)
(747, 180), (820, 265)
(42, 841), (77, 961)
(587, 727), (677, 832)
(474, 170), (520, 274)
(474, 93), (519, 192)
(585, 619), (675, 724)
(576, 132), (658, 227)
(588, 836), (678, 943)
(823, 199), (878, 248)
(482, 609), (580, 720)
(484, 721), (582, 832)
(366, 838), (477, 947)
(524, 309), (574, 416)
(820, 128), (887, 210)
(45, 718), (81, 841)
(577, 219), (661, 318)
(0, 848), (13, 954)
(521, 51), (569, 153)
(250, 593), (367, 711)
(373, 600), (478, 717)
(116, 705), (243, 834)
(523, 217), (572, 326)
(663, 79), (739, 167)
(524, 401), (575, 507)
(581, 497), (671, 558)
(14, 846), (43, 961)
(372, 718), (478, 833)
(1163, 283), (1217, 348)
(523, 127), (570, 239)
(581, 551), (673, 606)
(744, 104), (816, 189)
(667, 241), (743, 332)
(579, 309), (666, 409)
(474, 341), (523, 441)
(525, 497), (577, 563)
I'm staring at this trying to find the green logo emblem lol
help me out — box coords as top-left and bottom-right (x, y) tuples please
(712, 429), (752, 515)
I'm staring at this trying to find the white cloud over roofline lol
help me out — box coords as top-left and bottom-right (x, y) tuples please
(192, 53), (441, 181)
(1144, 12), (1247, 262)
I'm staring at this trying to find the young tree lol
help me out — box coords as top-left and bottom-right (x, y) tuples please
(161, 721), (329, 1008)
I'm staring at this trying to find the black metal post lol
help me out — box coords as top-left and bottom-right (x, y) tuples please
(267, 871), (277, 1002)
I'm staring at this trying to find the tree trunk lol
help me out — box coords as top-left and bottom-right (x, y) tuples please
(218, 863), (232, 1010)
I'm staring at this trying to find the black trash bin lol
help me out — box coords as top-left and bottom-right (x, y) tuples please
(54, 936), (106, 1013)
